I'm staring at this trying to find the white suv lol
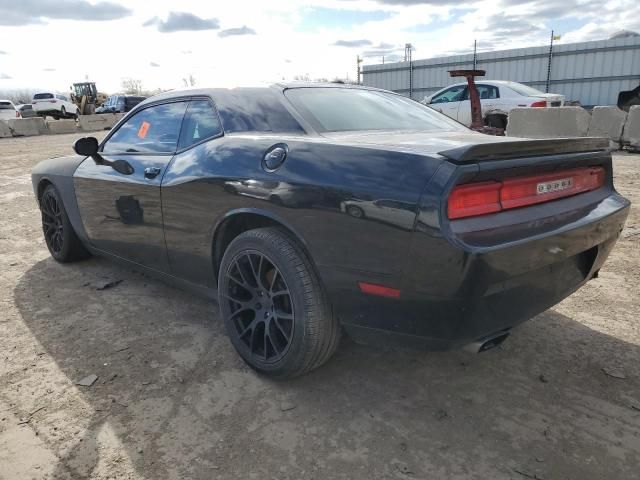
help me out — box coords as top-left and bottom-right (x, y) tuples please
(32, 92), (79, 120)
(423, 80), (565, 129)
(0, 99), (20, 120)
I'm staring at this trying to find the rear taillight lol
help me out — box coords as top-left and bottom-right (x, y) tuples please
(15, 111), (20, 118)
(530, 100), (547, 107)
(50, 99), (57, 103)
(448, 181), (501, 219)
(448, 167), (605, 220)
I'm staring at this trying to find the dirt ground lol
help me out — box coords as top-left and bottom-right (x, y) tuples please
(1, 132), (639, 480)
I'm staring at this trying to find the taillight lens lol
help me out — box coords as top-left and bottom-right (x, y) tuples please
(15, 111), (20, 118)
(448, 181), (501, 219)
(448, 167), (605, 220)
(530, 100), (547, 107)
(50, 99), (57, 103)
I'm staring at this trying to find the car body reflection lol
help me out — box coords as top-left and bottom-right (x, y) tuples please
(224, 180), (323, 208)
(341, 198), (417, 230)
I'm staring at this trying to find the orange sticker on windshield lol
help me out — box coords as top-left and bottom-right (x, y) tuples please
(137, 121), (150, 138)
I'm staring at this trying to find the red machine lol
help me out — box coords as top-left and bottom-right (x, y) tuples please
(449, 69), (504, 136)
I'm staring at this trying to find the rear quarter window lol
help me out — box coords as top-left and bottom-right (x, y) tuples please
(34, 93), (54, 100)
(214, 89), (304, 133)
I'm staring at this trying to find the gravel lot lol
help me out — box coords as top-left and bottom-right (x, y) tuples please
(1, 133), (639, 480)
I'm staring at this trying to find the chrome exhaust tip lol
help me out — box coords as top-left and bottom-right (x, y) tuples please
(464, 330), (510, 354)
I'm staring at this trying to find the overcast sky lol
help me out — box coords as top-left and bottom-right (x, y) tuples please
(0, 0), (638, 94)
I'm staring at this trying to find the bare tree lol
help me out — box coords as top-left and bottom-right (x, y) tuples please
(121, 78), (143, 95)
(182, 74), (196, 87)
(0, 89), (38, 104)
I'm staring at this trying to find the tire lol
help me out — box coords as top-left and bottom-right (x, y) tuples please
(75, 109), (80, 119)
(218, 227), (340, 378)
(60, 106), (66, 118)
(40, 185), (90, 263)
(346, 205), (365, 219)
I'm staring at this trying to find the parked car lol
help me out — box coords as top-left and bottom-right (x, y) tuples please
(32, 92), (80, 120)
(16, 104), (38, 118)
(0, 99), (20, 120)
(31, 84), (629, 378)
(423, 80), (565, 128)
(96, 95), (146, 114)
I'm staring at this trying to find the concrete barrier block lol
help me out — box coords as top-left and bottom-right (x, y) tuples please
(622, 105), (640, 149)
(506, 107), (591, 138)
(78, 113), (119, 131)
(7, 117), (47, 136)
(587, 106), (627, 144)
(46, 119), (78, 134)
(0, 120), (12, 138)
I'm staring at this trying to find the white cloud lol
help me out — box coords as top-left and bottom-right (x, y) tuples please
(0, 0), (637, 94)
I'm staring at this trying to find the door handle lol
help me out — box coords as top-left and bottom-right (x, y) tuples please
(144, 167), (162, 179)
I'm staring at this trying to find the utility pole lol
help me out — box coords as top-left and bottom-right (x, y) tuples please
(356, 55), (363, 85)
(473, 40), (477, 70)
(405, 43), (413, 98)
(545, 30), (560, 93)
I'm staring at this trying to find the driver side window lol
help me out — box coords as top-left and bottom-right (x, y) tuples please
(102, 101), (188, 154)
(431, 85), (466, 104)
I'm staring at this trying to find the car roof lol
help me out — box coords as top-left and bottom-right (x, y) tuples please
(135, 82), (394, 109)
(0, 99), (15, 103)
(437, 79), (523, 90)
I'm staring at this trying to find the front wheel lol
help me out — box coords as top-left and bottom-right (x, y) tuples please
(40, 185), (90, 262)
(218, 228), (340, 378)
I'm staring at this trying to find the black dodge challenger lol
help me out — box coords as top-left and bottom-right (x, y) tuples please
(31, 83), (630, 377)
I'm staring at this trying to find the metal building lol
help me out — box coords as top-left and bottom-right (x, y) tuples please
(362, 36), (640, 106)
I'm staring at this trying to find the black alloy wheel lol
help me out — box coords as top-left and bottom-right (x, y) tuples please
(40, 185), (90, 263)
(218, 228), (340, 378)
(41, 189), (64, 256)
(223, 250), (295, 363)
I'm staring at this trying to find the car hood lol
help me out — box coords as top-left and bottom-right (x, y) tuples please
(321, 130), (521, 157)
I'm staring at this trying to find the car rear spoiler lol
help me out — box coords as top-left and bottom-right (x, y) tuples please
(438, 137), (610, 164)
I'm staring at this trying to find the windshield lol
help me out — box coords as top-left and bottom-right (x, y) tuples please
(0, 102), (14, 110)
(505, 82), (545, 97)
(285, 87), (466, 133)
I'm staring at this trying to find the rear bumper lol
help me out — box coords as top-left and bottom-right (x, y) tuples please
(324, 192), (630, 350)
(32, 107), (63, 115)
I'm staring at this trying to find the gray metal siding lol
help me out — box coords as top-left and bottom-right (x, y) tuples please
(362, 37), (640, 106)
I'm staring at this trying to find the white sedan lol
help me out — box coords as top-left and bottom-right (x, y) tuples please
(423, 80), (565, 129)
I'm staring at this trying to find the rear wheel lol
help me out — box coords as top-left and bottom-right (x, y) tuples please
(60, 106), (66, 118)
(40, 185), (90, 262)
(218, 228), (340, 378)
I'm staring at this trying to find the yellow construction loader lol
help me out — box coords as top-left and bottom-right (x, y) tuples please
(71, 82), (108, 115)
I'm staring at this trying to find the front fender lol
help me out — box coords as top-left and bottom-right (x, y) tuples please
(31, 155), (90, 243)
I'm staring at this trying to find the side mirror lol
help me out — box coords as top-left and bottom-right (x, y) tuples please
(74, 136), (134, 175)
(73, 137), (99, 156)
